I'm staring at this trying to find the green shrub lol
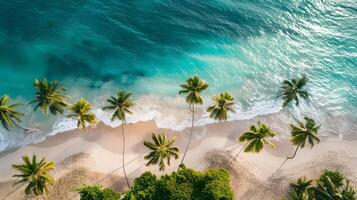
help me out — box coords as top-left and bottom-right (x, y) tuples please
(125, 172), (158, 200)
(77, 185), (120, 200)
(288, 170), (356, 200)
(315, 170), (356, 200)
(123, 166), (233, 200)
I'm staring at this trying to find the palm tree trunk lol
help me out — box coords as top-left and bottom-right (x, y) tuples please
(233, 142), (248, 160)
(121, 121), (130, 188)
(178, 104), (195, 171)
(275, 144), (300, 173)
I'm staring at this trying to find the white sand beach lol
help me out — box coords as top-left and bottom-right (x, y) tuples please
(0, 112), (356, 199)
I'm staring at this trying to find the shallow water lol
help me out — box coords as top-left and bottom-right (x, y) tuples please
(0, 0), (356, 151)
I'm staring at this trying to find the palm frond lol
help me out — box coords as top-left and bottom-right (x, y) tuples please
(280, 74), (309, 107)
(143, 132), (179, 171)
(207, 91), (235, 121)
(67, 98), (97, 129)
(179, 76), (208, 105)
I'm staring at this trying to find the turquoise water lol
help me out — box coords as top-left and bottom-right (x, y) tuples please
(0, 0), (356, 151)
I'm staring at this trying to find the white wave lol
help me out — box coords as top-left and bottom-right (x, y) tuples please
(0, 94), (286, 152)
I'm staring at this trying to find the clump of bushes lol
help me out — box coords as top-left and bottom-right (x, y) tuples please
(77, 185), (120, 200)
(289, 170), (356, 200)
(124, 166), (233, 200)
(77, 166), (233, 200)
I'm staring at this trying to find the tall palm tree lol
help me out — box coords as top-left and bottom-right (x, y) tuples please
(178, 76), (208, 168)
(0, 95), (24, 131)
(143, 132), (179, 171)
(30, 79), (69, 115)
(289, 177), (315, 200)
(12, 154), (55, 198)
(280, 74), (309, 107)
(102, 90), (134, 188)
(67, 98), (97, 129)
(277, 117), (320, 171)
(235, 122), (275, 159)
(207, 91), (235, 121)
(315, 170), (356, 200)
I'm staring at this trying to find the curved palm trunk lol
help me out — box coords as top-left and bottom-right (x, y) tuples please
(233, 142), (248, 160)
(275, 144), (300, 173)
(121, 121), (130, 188)
(178, 104), (195, 171)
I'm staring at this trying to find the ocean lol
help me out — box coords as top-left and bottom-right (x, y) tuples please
(0, 0), (356, 151)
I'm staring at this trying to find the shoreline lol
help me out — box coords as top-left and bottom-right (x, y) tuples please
(1, 94), (356, 153)
(0, 112), (356, 182)
(1, 112), (357, 199)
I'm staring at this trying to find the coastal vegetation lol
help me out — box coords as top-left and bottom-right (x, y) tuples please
(77, 185), (120, 200)
(12, 154), (55, 199)
(123, 166), (233, 200)
(0, 95), (24, 131)
(179, 76), (208, 167)
(277, 117), (321, 171)
(102, 90), (135, 188)
(30, 79), (69, 116)
(234, 122), (276, 159)
(143, 132), (179, 171)
(67, 98), (97, 129)
(207, 91), (235, 121)
(288, 170), (356, 199)
(280, 74), (309, 107)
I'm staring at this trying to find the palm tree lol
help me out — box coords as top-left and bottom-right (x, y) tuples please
(143, 132), (179, 171)
(289, 177), (315, 200)
(235, 122), (276, 159)
(102, 90), (134, 188)
(207, 91), (235, 121)
(315, 170), (356, 200)
(178, 76), (208, 168)
(67, 98), (97, 129)
(12, 154), (55, 199)
(30, 79), (69, 115)
(280, 74), (309, 107)
(0, 95), (24, 131)
(277, 117), (320, 171)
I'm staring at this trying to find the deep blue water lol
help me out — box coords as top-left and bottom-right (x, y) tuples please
(0, 0), (356, 151)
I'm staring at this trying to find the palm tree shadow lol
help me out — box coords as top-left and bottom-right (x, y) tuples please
(265, 137), (294, 158)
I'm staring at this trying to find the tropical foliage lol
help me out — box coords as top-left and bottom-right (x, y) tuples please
(315, 170), (356, 200)
(102, 90), (134, 122)
(207, 91), (235, 121)
(102, 90), (134, 188)
(276, 117), (321, 172)
(12, 154), (55, 197)
(179, 76), (209, 106)
(30, 79), (69, 115)
(280, 74), (309, 107)
(144, 132), (179, 171)
(179, 76), (208, 167)
(289, 177), (314, 200)
(288, 170), (356, 200)
(290, 117), (320, 149)
(0, 95), (23, 131)
(77, 185), (120, 200)
(238, 122), (276, 154)
(67, 98), (97, 129)
(123, 166), (234, 200)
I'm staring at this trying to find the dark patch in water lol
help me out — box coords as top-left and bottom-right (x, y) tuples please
(45, 53), (146, 86)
